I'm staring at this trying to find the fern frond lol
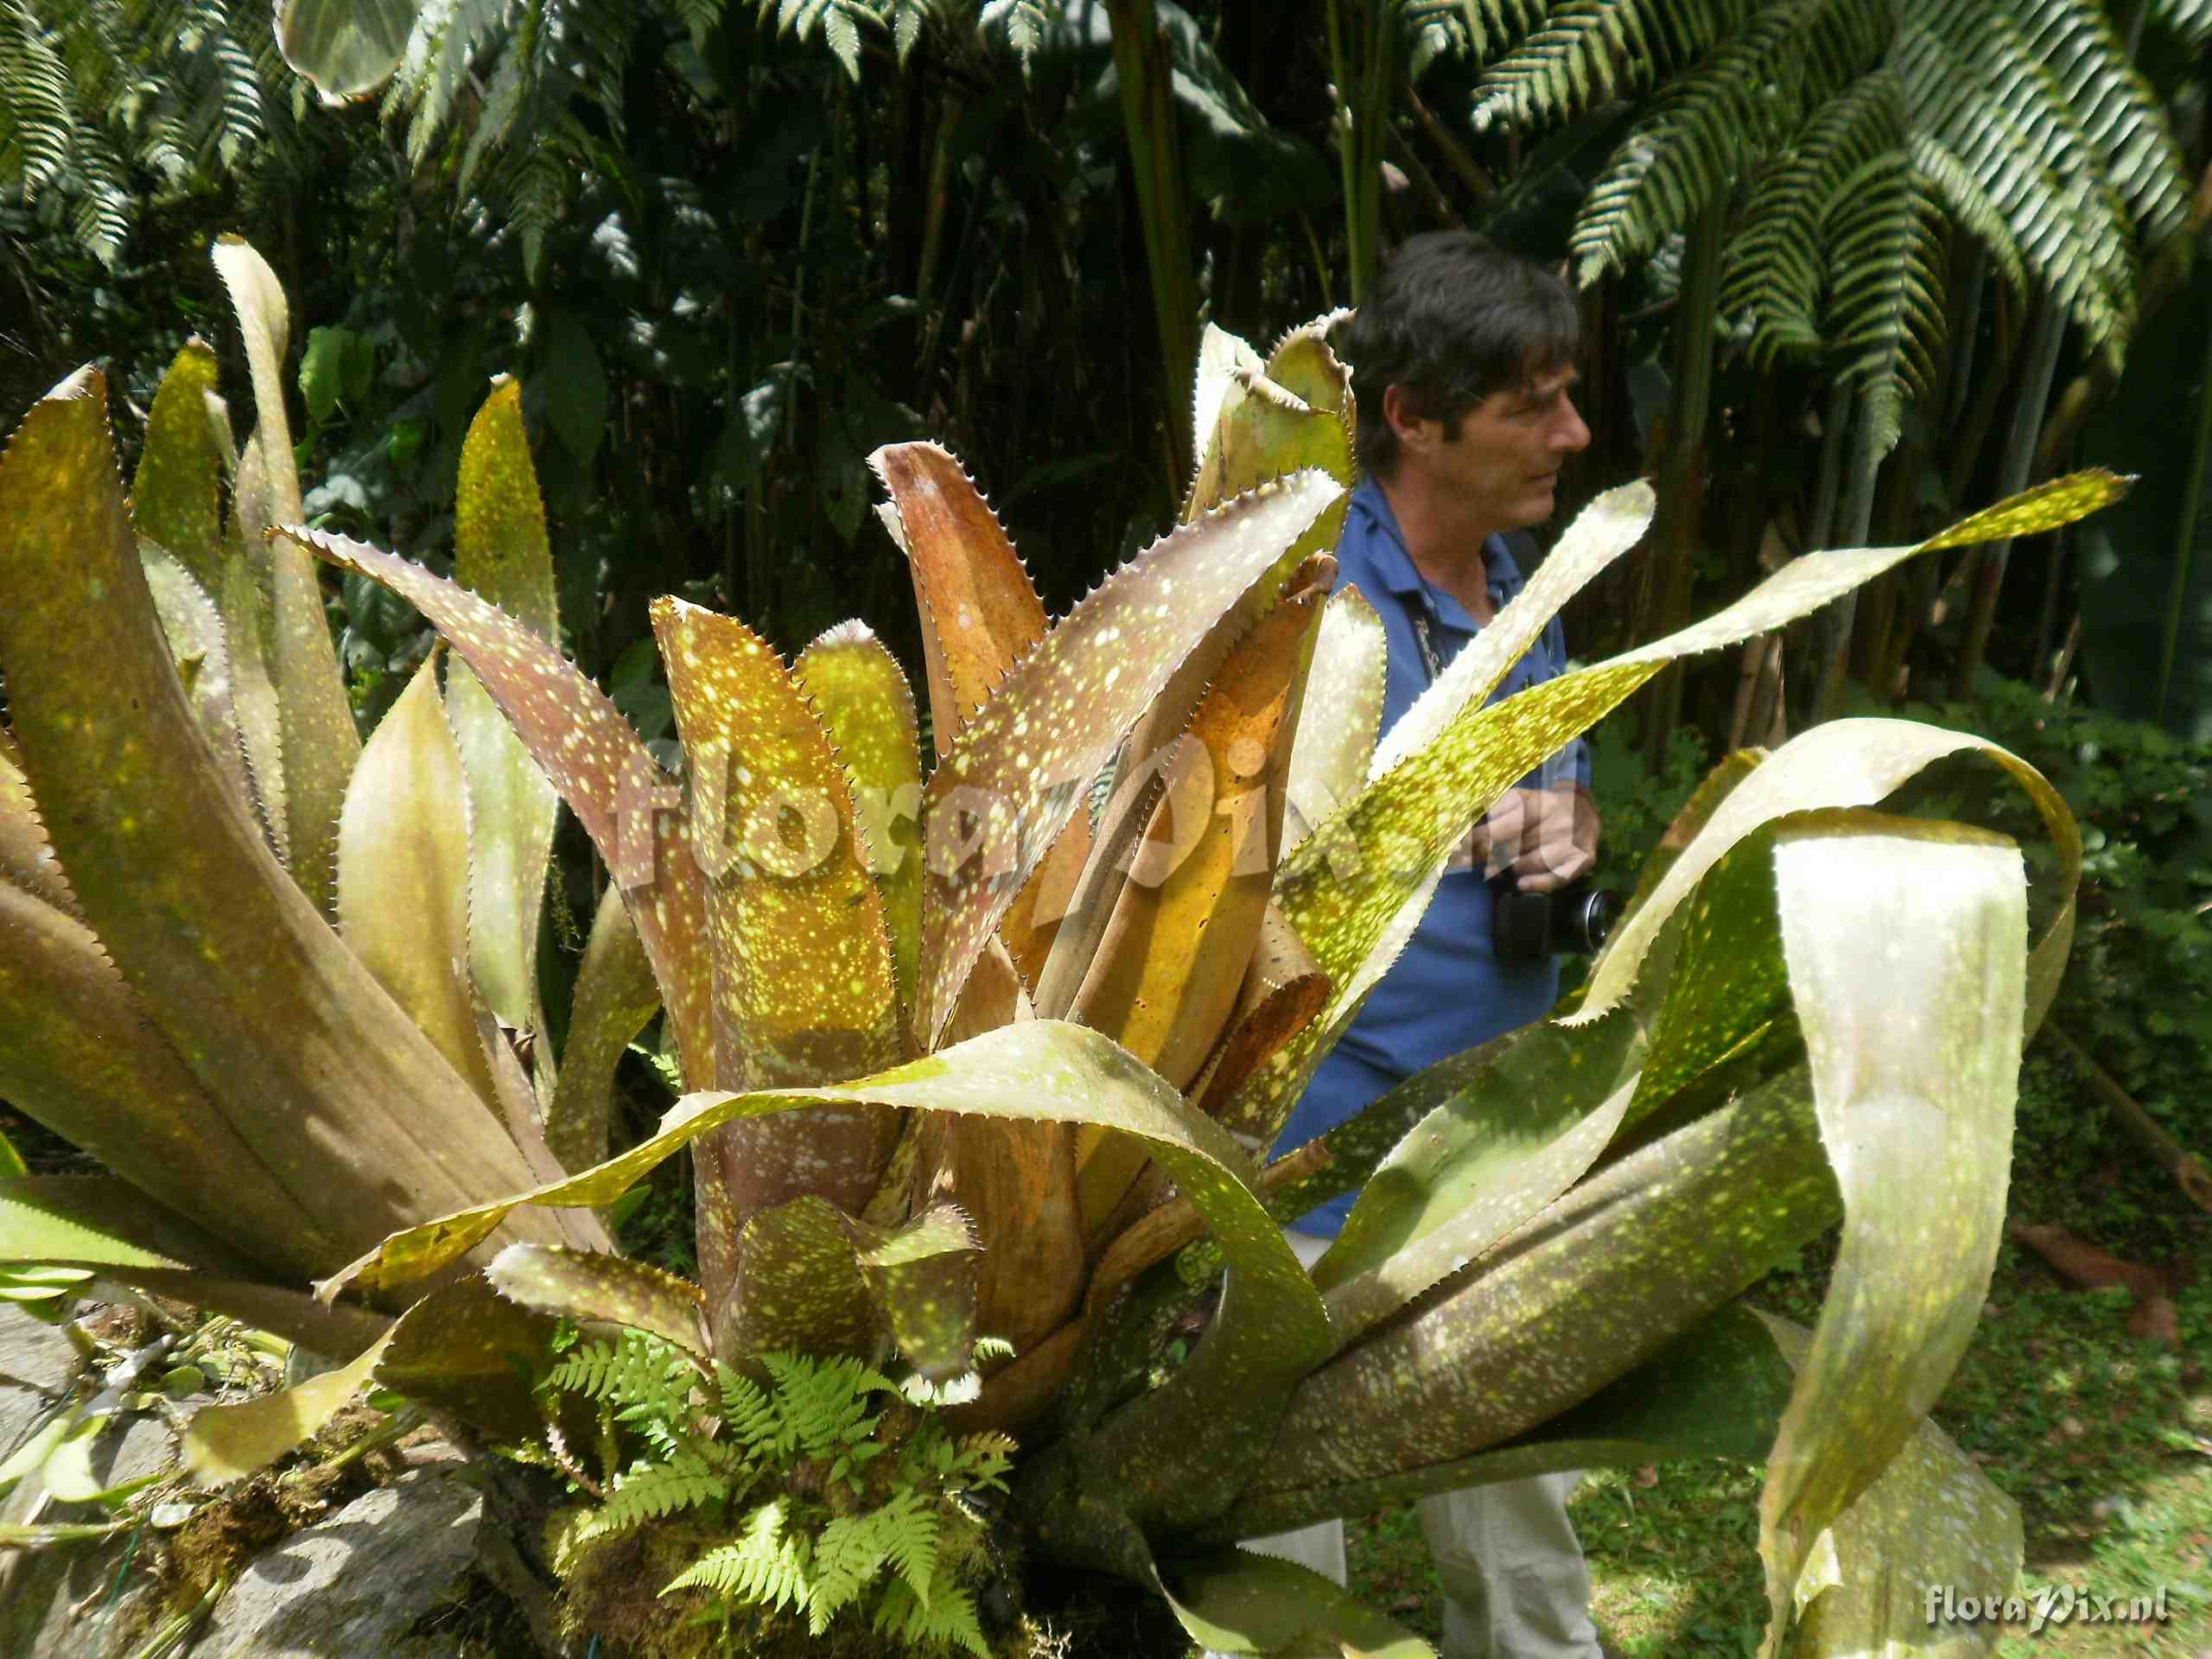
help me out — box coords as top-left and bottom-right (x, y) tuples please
(544, 1330), (697, 1413)
(592, 1450), (734, 1537)
(874, 1574), (992, 1659)
(1821, 150), (1946, 453)
(1719, 70), (1908, 367)
(758, 1351), (893, 1461)
(1900, 3), (2136, 358)
(664, 1500), (811, 1616)
(810, 1493), (938, 1633)
(2152, 0), (2212, 46)
(1474, 0), (1755, 133)
(2005, 0), (2188, 253)
(1568, 0), (1866, 283)
(717, 1363), (779, 1447)
(1906, 130), (2027, 293)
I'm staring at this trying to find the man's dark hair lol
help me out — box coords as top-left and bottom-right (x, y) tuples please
(1341, 232), (1580, 478)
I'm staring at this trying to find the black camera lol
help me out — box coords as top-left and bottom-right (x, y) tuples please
(1491, 875), (1619, 962)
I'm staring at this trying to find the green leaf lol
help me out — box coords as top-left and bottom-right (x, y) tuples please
(289, 524), (715, 1085)
(212, 237), (359, 918)
(142, 547), (257, 812)
(488, 1243), (707, 1356)
(715, 1198), (980, 1381)
(1573, 717), (2080, 1037)
(1254, 1064), (1837, 1496)
(1283, 587), (1385, 859)
(794, 620), (925, 1025)
(652, 597), (902, 1310)
(129, 339), (226, 589)
(449, 376), (562, 1033)
(275, 0), (419, 101)
(1162, 1548), (1435, 1658)
(184, 1328), (393, 1485)
(0, 880), (331, 1275)
(0, 739), (74, 914)
(0, 1175), (240, 1274)
(1312, 1013), (1644, 1349)
(0, 371), (578, 1274)
(299, 325), (375, 424)
(1755, 813), (2025, 1655)
(0, 1128), (22, 1181)
(337, 653), (499, 1109)
(374, 1274), (560, 1442)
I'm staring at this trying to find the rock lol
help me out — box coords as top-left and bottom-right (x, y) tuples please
(188, 1467), (485, 1656)
(0, 1311), (79, 1459)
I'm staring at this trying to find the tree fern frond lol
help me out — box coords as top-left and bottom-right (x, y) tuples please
(1897, 11), (2135, 358)
(717, 1362), (779, 1447)
(1719, 69), (1909, 366)
(1568, 0), (1861, 282)
(3, 7), (79, 199)
(1475, 0), (1756, 133)
(1821, 151), (1947, 453)
(1906, 129), (2027, 293)
(2004, 0), (2188, 252)
(1400, 0), (1544, 62)
(2152, 0), (2211, 46)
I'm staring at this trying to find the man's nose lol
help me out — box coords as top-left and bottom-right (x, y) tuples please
(1552, 395), (1592, 454)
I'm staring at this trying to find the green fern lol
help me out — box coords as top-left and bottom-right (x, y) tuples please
(535, 1337), (1009, 1656)
(874, 1575), (993, 1659)
(667, 1499), (814, 1615)
(544, 1328), (701, 1410)
(592, 1449), (736, 1535)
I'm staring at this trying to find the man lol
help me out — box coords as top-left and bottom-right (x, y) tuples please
(1261, 231), (1606, 1657)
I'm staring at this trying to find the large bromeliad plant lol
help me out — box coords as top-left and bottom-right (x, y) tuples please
(0, 240), (2120, 1656)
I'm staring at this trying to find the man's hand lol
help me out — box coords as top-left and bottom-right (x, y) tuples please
(1482, 781), (1600, 893)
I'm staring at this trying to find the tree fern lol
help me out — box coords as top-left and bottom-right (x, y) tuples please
(1472, 0), (1757, 132)
(1569, 0), (1864, 282)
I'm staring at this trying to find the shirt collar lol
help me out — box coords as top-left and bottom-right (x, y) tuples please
(1347, 474), (1528, 622)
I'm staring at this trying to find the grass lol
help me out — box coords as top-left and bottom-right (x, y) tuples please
(1343, 1102), (2212, 1657)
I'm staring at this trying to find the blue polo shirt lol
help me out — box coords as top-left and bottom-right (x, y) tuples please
(1273, 474), (1589, 1236)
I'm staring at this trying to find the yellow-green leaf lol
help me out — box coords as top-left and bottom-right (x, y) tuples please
(488, 1243), (707, 1357)
(652, 598), (902, 1300)
(130, 338), (226, 588)
(0, 371), (576, 1273)
(184, 1329), (394, 1485)
(1756, 815), (2025, 1656)
(213, 237), (359, 918)
(337, 653), (499, 1110)
(450, 376), (562, 1033)
(794, 620), (925, 1031)
(291, 524), (714, 1088)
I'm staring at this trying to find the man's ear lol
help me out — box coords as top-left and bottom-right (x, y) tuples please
(1382, 384), (1429, 449)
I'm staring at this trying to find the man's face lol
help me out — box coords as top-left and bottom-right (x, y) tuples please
(1408, 365), (1591, 532)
